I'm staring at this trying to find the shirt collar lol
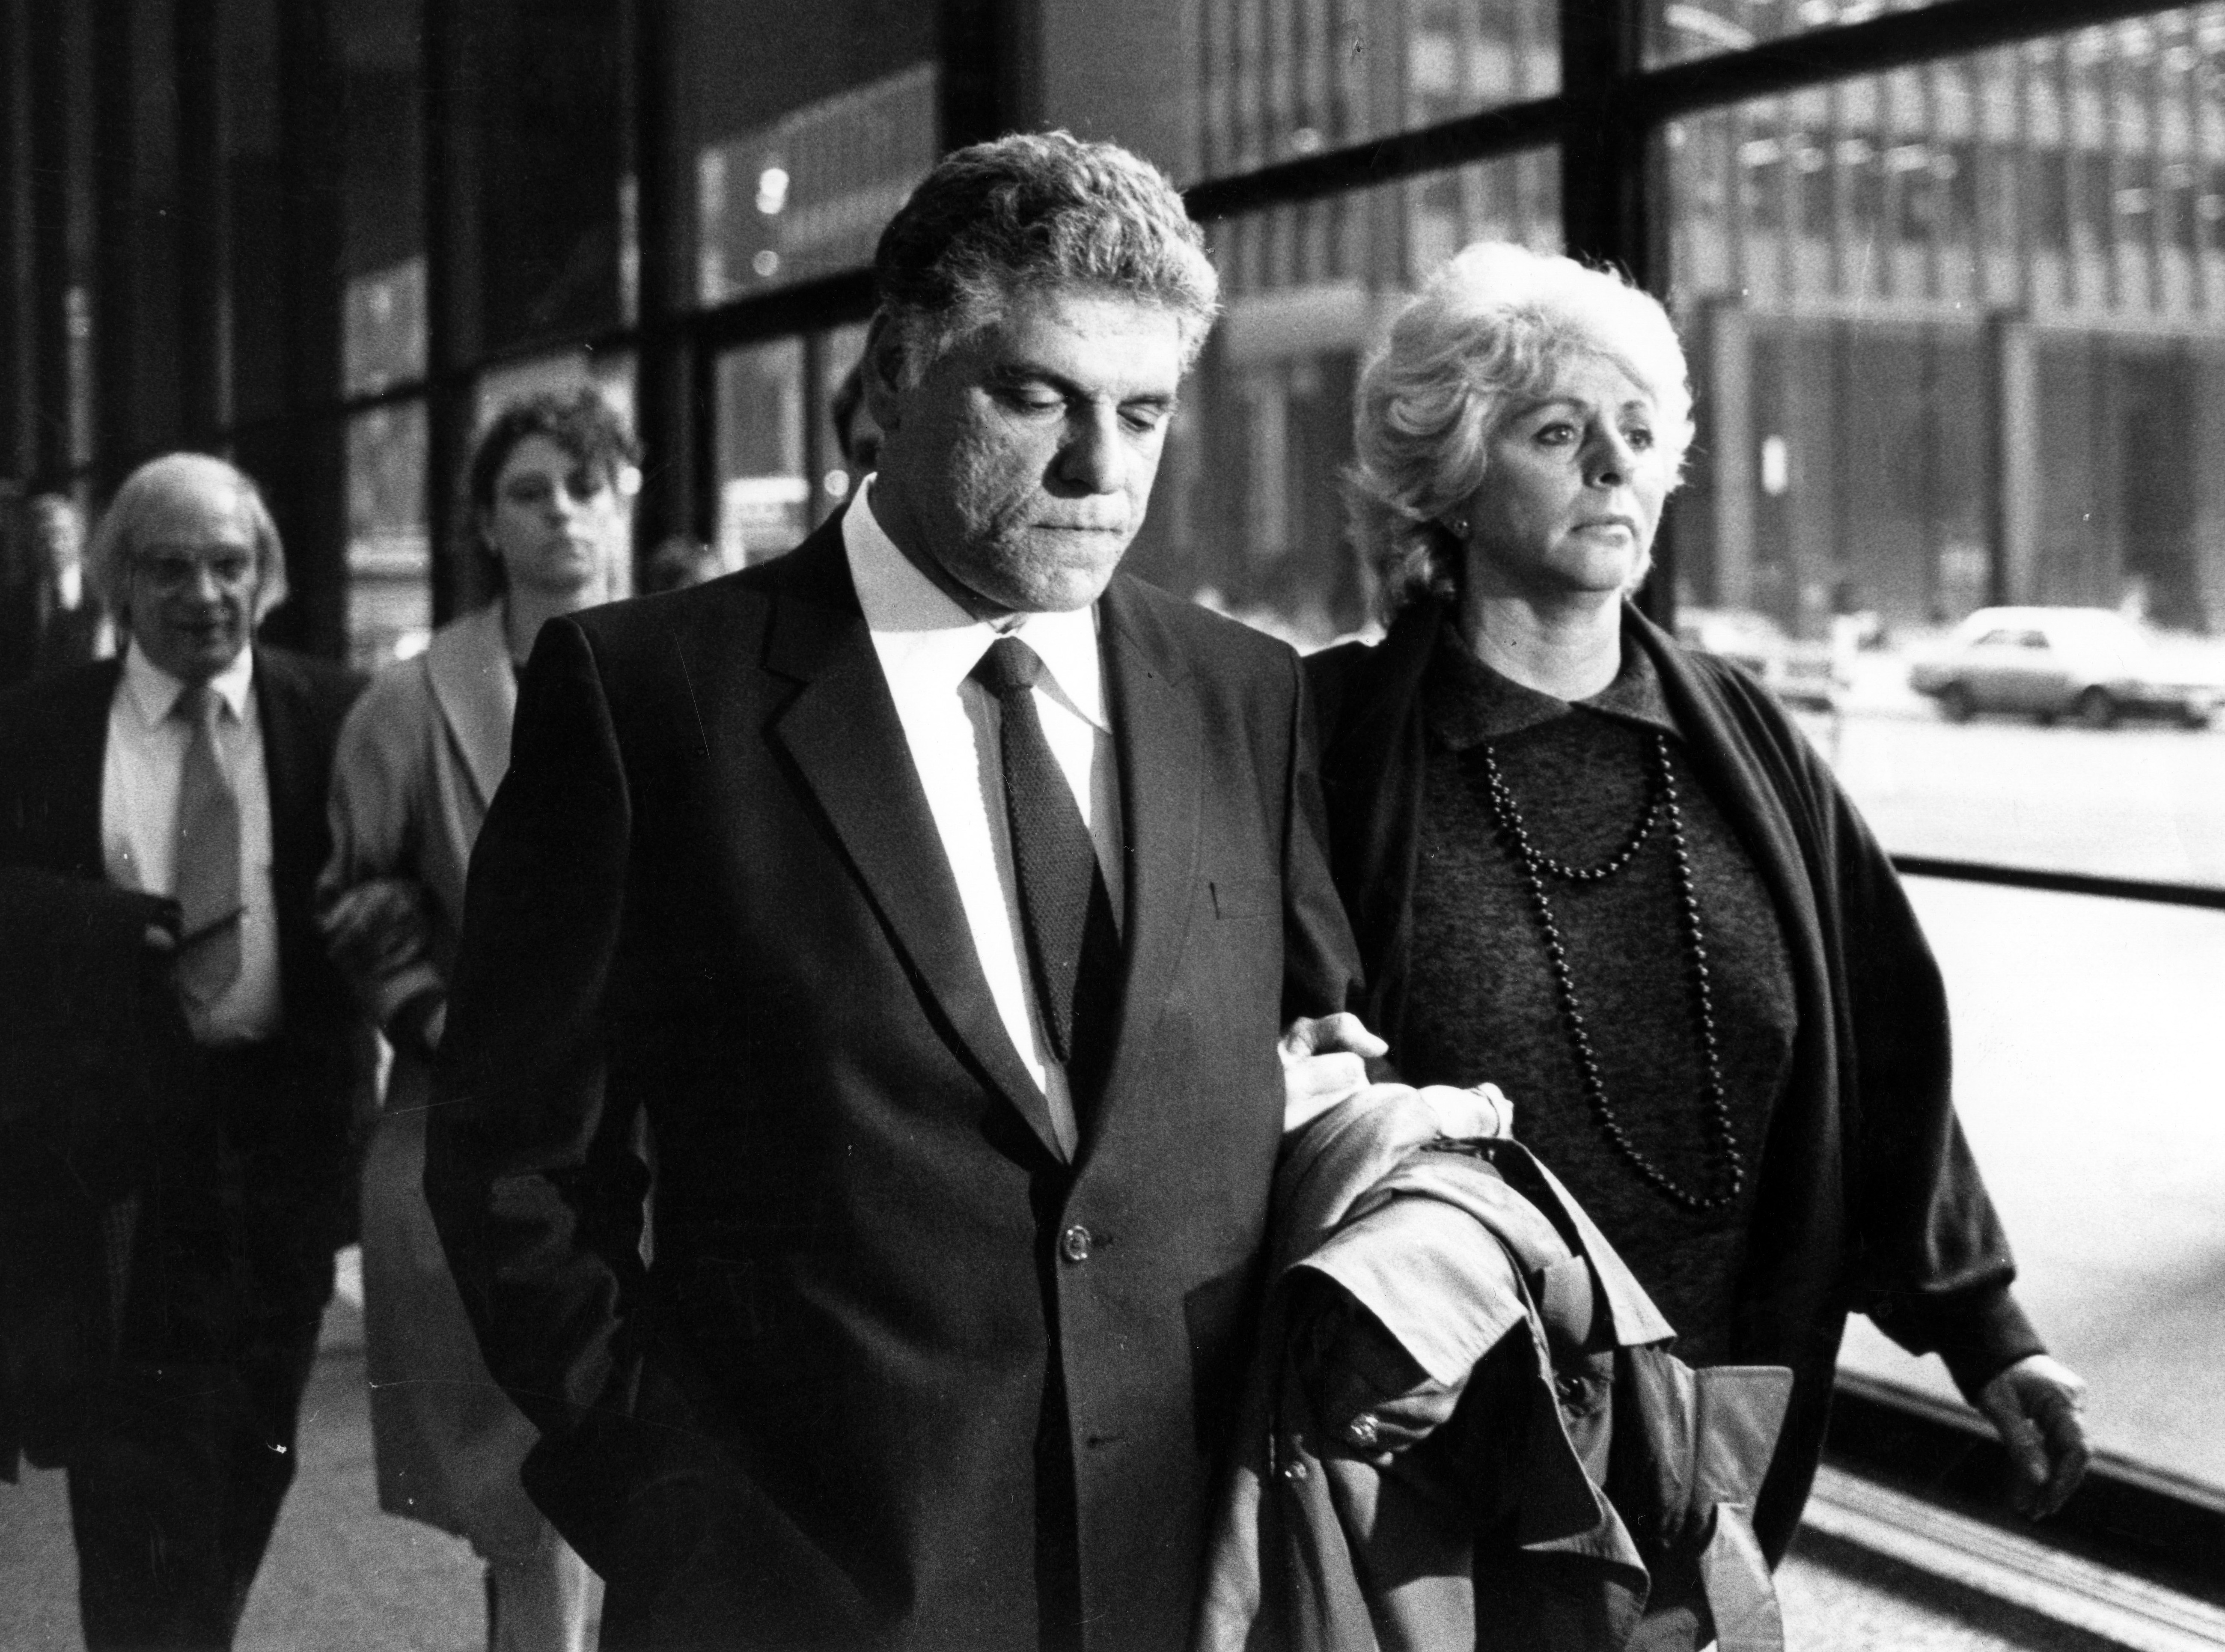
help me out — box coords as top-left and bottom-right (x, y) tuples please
(121, 637), (256, 729)
(1424, 606), (1677, 750)
(842, 477), (1107, 730)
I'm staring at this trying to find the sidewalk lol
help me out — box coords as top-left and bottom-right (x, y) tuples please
(0, 1291), (2130, 1651)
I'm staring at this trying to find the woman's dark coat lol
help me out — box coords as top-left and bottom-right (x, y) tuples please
(1306, 598), (2043, 1559)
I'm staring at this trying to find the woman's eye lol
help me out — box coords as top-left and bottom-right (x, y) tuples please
(1534, 422), (1577, 446)
(1624, 426), (1655, 450)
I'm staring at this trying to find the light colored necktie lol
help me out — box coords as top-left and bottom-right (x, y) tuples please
(173, 682), (244, 1008)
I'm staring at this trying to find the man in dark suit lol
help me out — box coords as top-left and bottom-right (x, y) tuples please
(0, 452), (371, 1650)
(426, 133), (1367, 1651)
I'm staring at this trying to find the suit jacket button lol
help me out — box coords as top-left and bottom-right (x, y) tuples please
(1059, 1224), (1094, 1264)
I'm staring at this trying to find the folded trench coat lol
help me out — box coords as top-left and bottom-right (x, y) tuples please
(1194, 1092), (1794, 1652)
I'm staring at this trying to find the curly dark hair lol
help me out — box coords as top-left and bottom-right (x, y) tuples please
(465, 386), (640, 592)
(871, 131), (1218, 384)
(467, 386), (640, 519)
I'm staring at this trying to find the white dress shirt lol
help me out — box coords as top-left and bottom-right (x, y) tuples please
(103, 640), (283, 1045)
(845, 480), (1124, 1160)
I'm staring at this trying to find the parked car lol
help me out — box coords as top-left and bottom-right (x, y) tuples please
(1674, 607), (1840, 711)
(1908, 606), (2222, 728)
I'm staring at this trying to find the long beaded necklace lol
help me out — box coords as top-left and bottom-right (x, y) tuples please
(1470, 730), (1747, 1214)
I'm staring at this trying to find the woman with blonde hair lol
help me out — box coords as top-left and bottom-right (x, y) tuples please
(1306, 241), (2088, 1561)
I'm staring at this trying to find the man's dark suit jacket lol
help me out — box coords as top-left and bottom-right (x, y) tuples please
(0, 647), (375, 1278)
(426, 519), (1360, 1652)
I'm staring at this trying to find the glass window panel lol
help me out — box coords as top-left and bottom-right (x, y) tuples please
(1129, 154), (1560, 649)
(1665, 8), (2225, 887)
(1837, 878), (2225, 1494)
(479, 0), (626, 350)
(685, 0), (938, 306)
(714, 339), (808, 566)
(222, 0), (286, 423)
(1661, 7), (2225, 1502)
(338, 0), (425, 396)
(1648, 0), (1959, 70)
(696, 63), (938, 305)
(344, 401), (430, 669)
(1038, 0), (1558, 186)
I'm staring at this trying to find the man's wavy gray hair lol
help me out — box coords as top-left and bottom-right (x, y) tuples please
(872, 130), (1220, 382)
(89, 452), (289, 630)
(1347, 241), (1695, 616)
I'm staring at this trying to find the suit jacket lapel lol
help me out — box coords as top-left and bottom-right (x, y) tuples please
(1093, 576), (1204, 1124)
(753, 528), (1069, 1163)
(423, 604), (516, 808)
(253, 647), (318, 906)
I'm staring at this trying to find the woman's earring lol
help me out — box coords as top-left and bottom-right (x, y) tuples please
(1448, 516), (1470, 540)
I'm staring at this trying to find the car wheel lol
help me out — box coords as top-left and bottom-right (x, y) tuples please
(2073, 687), (2118, 730)
(1937, 683), (1976, 723)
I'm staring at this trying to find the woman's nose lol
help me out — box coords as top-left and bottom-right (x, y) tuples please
(1587, 430), (1635, 486)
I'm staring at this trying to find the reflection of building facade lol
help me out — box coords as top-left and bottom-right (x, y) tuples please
(1134, 0), (2225, 640)
(1676, 5), (2225, 634)
(698, 63), (941, 301)
(1131, 0), (1562, 642)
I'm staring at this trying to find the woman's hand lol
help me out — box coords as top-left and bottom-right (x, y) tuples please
(1976, 1354), (2091, 1519)
(1418, 1083), (1514, 1140)
(1280, 1012), (1389, 1131)
(322, 876), (434, 981)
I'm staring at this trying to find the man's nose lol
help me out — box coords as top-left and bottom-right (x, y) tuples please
(1055, 406), (1124, 494)
(184, 562), (226, 602)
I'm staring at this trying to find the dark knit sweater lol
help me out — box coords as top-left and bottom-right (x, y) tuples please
(1400, 634), (1795, 1365)
(1309, 600), (2043, 1561)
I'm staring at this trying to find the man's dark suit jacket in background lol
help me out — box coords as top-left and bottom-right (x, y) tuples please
(0, 866), (190, 1479)
(0, 649), (374, 1240)
(0, 646), (374, 1640)
(426, 518), (1359, 1651)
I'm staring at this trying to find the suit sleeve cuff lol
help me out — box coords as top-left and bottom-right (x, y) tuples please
(1922, 1285), (2047, 1400)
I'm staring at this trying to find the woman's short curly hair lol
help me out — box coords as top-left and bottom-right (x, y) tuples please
(1347, 241), (1695, 615)
(872, 130), (1220, 382)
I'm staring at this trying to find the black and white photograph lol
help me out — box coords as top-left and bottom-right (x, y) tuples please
(0, 1), (2220, 1648)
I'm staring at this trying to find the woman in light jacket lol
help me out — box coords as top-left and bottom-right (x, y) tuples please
(321, 387), (638, 1651)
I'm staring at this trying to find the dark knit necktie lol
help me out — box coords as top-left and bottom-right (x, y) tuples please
(971, 636), (1121, 1090)
(173, 682), (244, 1008)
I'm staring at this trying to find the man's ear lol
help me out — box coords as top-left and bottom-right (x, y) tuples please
(860, 313), (908, 436)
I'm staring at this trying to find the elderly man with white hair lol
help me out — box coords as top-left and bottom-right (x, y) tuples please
(0, 451), (372, 1651)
